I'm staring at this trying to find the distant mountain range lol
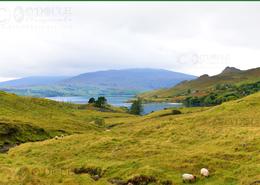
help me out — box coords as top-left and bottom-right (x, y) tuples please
(61, 68), (196, 90)
(0, 68), (196, 97)
(0, 76), (70, 88)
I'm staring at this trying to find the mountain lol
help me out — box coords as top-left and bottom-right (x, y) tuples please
(0, 76), (70, 88)
(140, 66), (260, 103)
(0, 69), (196, 97)
(61, 68), (197, 90)
(221, 66), (242, 74)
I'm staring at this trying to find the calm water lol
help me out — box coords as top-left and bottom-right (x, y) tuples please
(46, 95), (182, 115)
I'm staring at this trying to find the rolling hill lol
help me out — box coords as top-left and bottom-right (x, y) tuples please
(140, 67), (260, 103)
(0, 90), (259, 184)
(0, 90), (131, 152)
(0, 69), (196, 97)
(0, 76), (70, 88)
(61, 68), (196, 90)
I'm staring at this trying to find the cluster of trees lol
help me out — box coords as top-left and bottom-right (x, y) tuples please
(88, 96), (144, 115)
(183, 81), (260, 107)
(183, 92), (239, 107)
(88, 96), (107, 108)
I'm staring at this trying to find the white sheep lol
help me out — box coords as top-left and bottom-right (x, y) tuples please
(182, 173), (196, 183)
(54, 136), (59, 140)
(200, 168), (209, 177)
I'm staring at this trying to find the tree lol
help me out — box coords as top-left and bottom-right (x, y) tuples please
(95, 96), (107, 108)
(88, 97), (95, 104)
(129, 98), (143, 115)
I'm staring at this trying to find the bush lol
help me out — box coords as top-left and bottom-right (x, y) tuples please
(129, 98), (143, 115)
(127, 175), (157, 185)
(95, 97), (107, 108)
(74, 166), (103, 181)
(94, 118), (105, 127)
(172, 109), (182, 115)
(161, 180), (173, 185)
(88, 97), (95, 104)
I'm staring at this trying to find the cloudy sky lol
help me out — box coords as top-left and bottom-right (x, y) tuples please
(0, 2), (260, 81)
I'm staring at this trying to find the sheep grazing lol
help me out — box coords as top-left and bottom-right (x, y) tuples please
(200, 168), (209, 177)
(54, 136), (59, 140)
(182, 173), (196, 183)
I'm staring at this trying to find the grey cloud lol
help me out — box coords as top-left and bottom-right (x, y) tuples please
(0, 2), (260, 79)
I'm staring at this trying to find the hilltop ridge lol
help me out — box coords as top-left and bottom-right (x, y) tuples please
(220, 66), (242, 74)
(139, 66), (260, 103)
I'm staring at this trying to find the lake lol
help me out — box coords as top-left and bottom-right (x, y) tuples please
(46, 95), (182, 115)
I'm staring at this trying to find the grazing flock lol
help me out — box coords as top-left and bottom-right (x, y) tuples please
(182, 168), (209, 183)
(54, 135), (210, 184)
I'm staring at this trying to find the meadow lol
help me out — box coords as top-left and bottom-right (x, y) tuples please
(0, 91), (259, 185)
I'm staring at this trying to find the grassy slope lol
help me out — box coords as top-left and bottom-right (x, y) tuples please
(140, 67), (260, 102)
(0, 92), (259, 184)
(0, 91), (132, 148)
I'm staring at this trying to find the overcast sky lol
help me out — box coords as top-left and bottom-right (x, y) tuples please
(0, 2), (260, 81)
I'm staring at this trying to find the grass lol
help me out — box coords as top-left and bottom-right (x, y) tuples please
(140, 67), (260, 103)
(0, 91), (132, 149)
(0, 91), (259, 184)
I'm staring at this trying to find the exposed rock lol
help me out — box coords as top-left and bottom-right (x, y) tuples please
(221, 66), (241, 74)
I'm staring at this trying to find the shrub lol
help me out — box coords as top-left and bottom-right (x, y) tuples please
(127, 175), (157, 185)
(172, 109), (182, 115)
(95, 97), (107, 108)
(161, 180), (173, 185)
(88, 97), (95, 104)
(94, 118), (105, 127)
(129, 98), (143, 115)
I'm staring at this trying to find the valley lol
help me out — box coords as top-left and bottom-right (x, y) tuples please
(1, 3), (260, 185)
(0, 89), (259, 185)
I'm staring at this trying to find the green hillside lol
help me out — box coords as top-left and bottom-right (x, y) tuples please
(0, 90), (259, 184)
(0, 91), (132, 151)
(139, 67), (260, 104)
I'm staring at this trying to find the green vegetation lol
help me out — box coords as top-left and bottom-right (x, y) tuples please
(87, 96), (108, 108)
(2, 85), (140, 97)
(139, 67), (260, 105)
(88, 97), (96, 104)
(94, 97), (108, 108)
(0, 91), (130, 151)
(183, 81), (260, 107)
(129, 98), (143, 115)
(0, 90), (259, 185)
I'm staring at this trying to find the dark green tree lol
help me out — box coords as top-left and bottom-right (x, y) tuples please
(88, 97), (96, 104)
(95, 96), (107, 108)
(129, 98), (143, 115)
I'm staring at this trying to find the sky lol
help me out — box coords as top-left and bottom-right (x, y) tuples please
(0, 2), (260, 82)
